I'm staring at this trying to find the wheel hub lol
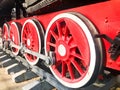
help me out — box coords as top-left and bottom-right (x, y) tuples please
(27, 38), (31, 46)
(56, 41), (70, 62)
(12, 36), (14, 41)
(58, 44), (66, 57)
(4, 36), (6, 39)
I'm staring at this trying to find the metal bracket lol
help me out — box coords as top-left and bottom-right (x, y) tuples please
(95, 34), (120, 60)
(108, 34), (120, 60)
(95, 34), (113, 44)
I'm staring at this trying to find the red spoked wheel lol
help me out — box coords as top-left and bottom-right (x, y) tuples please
(45, 13), (104, 88)
(21, 19), (44, 65)
(10, 22), (21, 55)
(3, 23), (9, 41)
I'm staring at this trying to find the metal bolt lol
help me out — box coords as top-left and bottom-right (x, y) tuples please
(105, 17), (108, 23)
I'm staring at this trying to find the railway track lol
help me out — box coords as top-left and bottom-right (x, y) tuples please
(0, 45), (119, 90)
(0, 47), (75, 90)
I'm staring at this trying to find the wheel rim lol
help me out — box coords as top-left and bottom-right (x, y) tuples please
(45, 15), (90, 85)
(10, 22), (21, 55)
(3, 23), (9, 41)
(21, 19), (44, 65)
(45, 13), (103, 88)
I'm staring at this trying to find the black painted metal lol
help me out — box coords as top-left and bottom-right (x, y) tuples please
(15, 71), (38, 83)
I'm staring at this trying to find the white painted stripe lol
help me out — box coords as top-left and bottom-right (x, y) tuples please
(1, 58), (11, 64)
(0, 55), (7, 59)
(22, 81), (40, 90)
(0, 52), (3, 54)
(11, 70), (26, 82)
(5, 63), (18, 74)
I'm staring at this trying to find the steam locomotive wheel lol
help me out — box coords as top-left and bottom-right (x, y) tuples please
(3, 23), (9, 41)
(21, 19), (44, 65)
(2, 23), (10, 49)
(10, 22), (21, 55)
(45, 13), (103, 88)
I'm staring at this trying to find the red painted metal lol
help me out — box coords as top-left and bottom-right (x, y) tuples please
(21, 19), (44, 65)
(9, 22), (21, 55)
(44, 12), (104, 88)
(45, 17), (90, 83)
(2, 23), (9, 41)
(36, 0), (120, 71)
(22, 20), (39, 63)
(8, 0), (120, 71)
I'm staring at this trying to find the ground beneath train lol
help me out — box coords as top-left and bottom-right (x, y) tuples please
(0, 67), (39, 90)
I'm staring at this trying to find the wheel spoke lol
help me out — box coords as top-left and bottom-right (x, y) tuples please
(71, 52), (87, 67)
(70, 44), (77, 49)
(29, 35), (33, 39)
(24, 29), (28, 35)
(62, 61), (67, 77)
(71, 53), (84, 60)
(71, 59), (84, 75)
(56, 21), (63, 37)
(50, 31), (59, 41)
(64, 25), (69, 37)
(67, 37), (73, 45)
(67, 62), (74, 80)
(22, 37), (27, 41)
(27, 24), (32, 33)
(47, 41), (56, 47)
(65, 19), (89, 58)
